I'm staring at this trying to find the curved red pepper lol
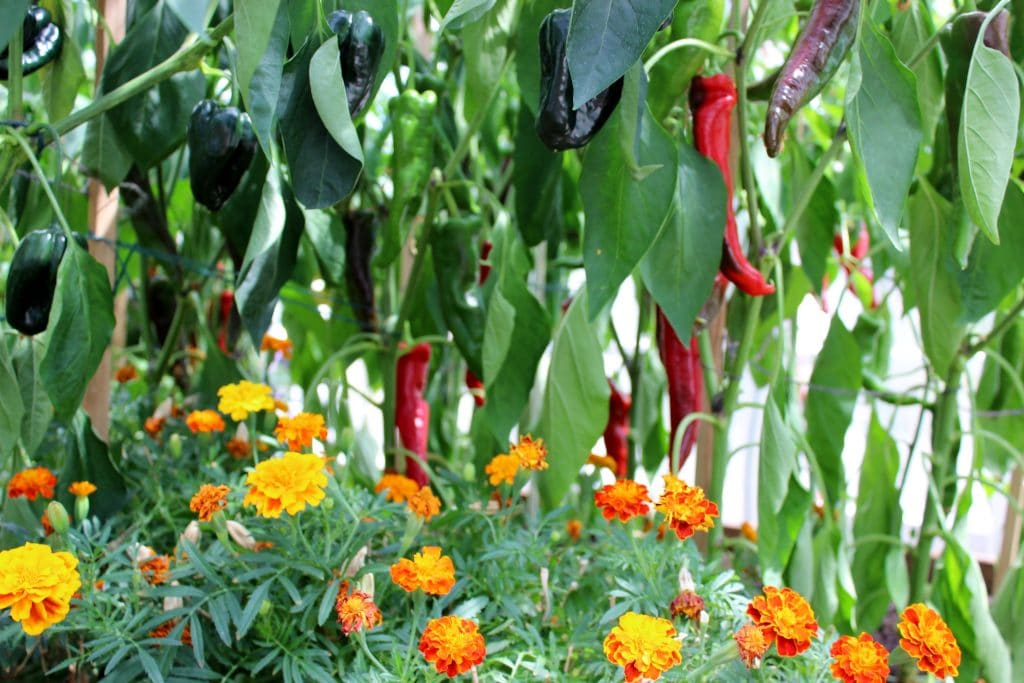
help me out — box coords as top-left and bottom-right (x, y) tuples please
(691, 75), (775, 297)
(657, 308), (704, 472)
(604, 380), (632, 479)
(465, 240), (494, 406)
(396, 342), (432, 486)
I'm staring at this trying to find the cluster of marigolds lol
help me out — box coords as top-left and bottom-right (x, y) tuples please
(0, 370), (963, 680)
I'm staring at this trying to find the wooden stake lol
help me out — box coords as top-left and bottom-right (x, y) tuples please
(995, 467), (1024, 592)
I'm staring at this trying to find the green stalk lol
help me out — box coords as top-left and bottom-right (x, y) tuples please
(147, 295), (187, 384)
(8, 22), (24, 121)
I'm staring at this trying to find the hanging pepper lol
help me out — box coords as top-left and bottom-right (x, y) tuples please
(691, 75), (775, 297)
(763, 0), (860, 157)
(535, 9), (625, 151)
(396, 342), (432, 486)
(657, 308), (704, 472)
(344, 210), (379, 333)
(5, 225), (69, 335)
(465, 240), (493, 407)
(604, 381), (632, 479)
(430, 217), (486, 379)
(186, 100), (258, 212)
(216, 290), (234, 353)
(327, 9), (386, 118)
(0, 6), (63, 79)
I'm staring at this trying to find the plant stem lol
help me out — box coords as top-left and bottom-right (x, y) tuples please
(442, 54), (512, 179)
(965, 296), (1024, 357)
(8, 23), (24, 121)
(147, 295), (187, 384)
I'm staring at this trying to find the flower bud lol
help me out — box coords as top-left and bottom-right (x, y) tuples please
(226, 520), (257, 550)
(74, 494), (89, 522)
(164, 581), (184, 612)
(46, 501), (70, 535)
(180, 521), (202, 547)
(356, 572), (375, 599)
(168, 433), (183, 459)
(344, 546), (369, 578)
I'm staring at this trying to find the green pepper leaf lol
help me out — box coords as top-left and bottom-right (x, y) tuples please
(235, 0), (282, 106)
(0, 340), (25, 458)
(310, 38), (365, 164)
(958, 181), (1024, 322)
(514, 103), (563, 247)
(516, 0), (567, 116)
(438, 0), (498, 32)
(12, 340), (53, 458)
(242, 0), (289, 157)
(789, 143), (838, 293)
(0, 0), (30, 55)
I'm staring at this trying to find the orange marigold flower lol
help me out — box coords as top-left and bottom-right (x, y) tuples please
(485, 453), (520, 486)
(734, 623), (770, 669)
(897, 603), (961, 679)
(243, 452), (328, 518)
(226, 437), (250, 459)
(747, 586), (818, 657)
(594, 479), (651, 522)
(68, 481), (97, 497)
(603, 611), (682, 682)
(274, 412), (328, 451)
(189, 484), (231, 522)
(670, 590), (705, 622)
(830, 632), (890, 683)
(261, 334), (293, 359)
(144, 416), (166, 438)
(566, 519), (582, 542)
(510, 434), (548, 470)
(375, 473), (421, 503)
(114, 363), (138, 383)
(335, 581), (382, 636)
(390, 546), (456, 596)
(587, 453), (618, 472)
(149, 619), (192, 645)
(741, 521), (758, 542)
(139, 555), (171, 585)
(186, 410), (226, 434)
(217, 380), (276, 421)
(407, 486), (441, 521)
(7, 466), (57, 501)
(655, 473), (718, 541)
(419, 615), (486, 678)
(0, 542), (81, 636)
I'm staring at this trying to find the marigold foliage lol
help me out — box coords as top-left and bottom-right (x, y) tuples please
(897, 603), (961, 679)
(149, 619), (192, 645)
(603, 611), (682, 682)
(829, 632), (890, 683)
(655, 474), (718, 540)
(390, 546), (456, 596)
(485, 453), (520, 486)
(186, 409), (226, 433)
(747, 586), (819, 656)
(510, 434), (548, 470)
(217, 380), (276, 421)
(419, 615), (486, 678)
(335, 581), (382, 636)
(189, 484), (231, 522)
(407, 486), (441, 521)
(274, 412), (328, 450)
(7, 467), (57, 501)
(243, 452), (327, 518)
(68, 481), (97, 497)
(734, 623), (770, 668)
(375, 473), (421, 502)
(0, 543), (81, 635)
(594, 479), (651, 522)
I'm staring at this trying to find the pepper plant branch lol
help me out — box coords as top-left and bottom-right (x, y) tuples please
(9, 130), (74, 241)
(965, 295), (1024, 357)
(644, 38), (735, 72)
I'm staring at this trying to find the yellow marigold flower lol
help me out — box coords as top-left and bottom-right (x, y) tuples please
(419, 615), (486, 678)
(485, 453), (520, 486)
(7, 466), (57, 501)
(830, 632), (890, 683)
(335, 580), (382, 636)
(68, 481), (97, 497)
(734, 623), (770, 668)
(407, 486), (441, 521)
(217, 380), (276, 421)
(390, 546), (456, 596)
(594, 479), (651, 522)
(510, 434), (548, 471)
(139, 555), (171, 585)
(274, 412), (328, 451)
(189, 484), (231, 522)
(655, 473), (718, 541)
(603, 611), (682, 682)
(566, 519), (582, 541)
(0, 543), (81, 636)
(587, 453), (618, 472)
(897, 603), (961, 679)
(186, 409), (226, 434)
(670, 590), (705, 622)
(261, 334), (293, 359)
(114, 363), (138, 383)
(747, 586), (818, 656)
(149, 618), (192, 645)
(741, 521), (758, 542)
(226, 437), (251, 459)
(375, 473), (421, 503)
(243, 452), (328, 518)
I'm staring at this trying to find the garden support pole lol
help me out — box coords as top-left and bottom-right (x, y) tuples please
(995, 467), (1024, 591)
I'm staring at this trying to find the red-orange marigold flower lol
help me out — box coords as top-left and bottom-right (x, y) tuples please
(375, 473), (421, 503)
(830, 632), (890, 683)
(144, 416), (166, 438)
(189, 484), (231, 522)
(407, 486), (441, 521)
(419, 615), (486, 678)
(274, 412), (328, 451)
(186, 410), (226, 434)
(566, 519), (582, 541)
(897, 603), (961, 679)
(603, 611), (682, 682)
(747, 586), (818, 656)
(509, 434), (548, 470)
(734, 623), (770, 668)
(114, 364), (138, 383)
(390, 546), (456, 596)
(655, 474), (718, 540)
(226, 437), (250, 459)
(670, 590), (705, 622)
(335, 581), (382, 636)
(138, 555), (171, 585)
(149, 619), (192, 645)
(7, 467), (57, 501)
(594, 479), (651, 522)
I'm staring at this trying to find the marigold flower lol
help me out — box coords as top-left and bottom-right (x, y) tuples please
(510, 434), (548, 470)
(485, 453), (520, 486)
(139, 555), (171, 585)
(243, 452), (328, 518)
(897, 603), (961, 679)
(594, 479), (651, 522)
(830, 632), (890, 683)
(566, 519), (582, 541)
(261, 334), (293, 359)
(0, 543), (81, 636)
(734, 623), (770, 668)
(114, 363), (138, 383)
(186, 409), (226, 434)
(7, 466), (57, 501)
(217, 380), (276, 421)
(144, 416), (166, 438)
(390, 546), (456, 596)
(375, 473), (421, 502)
(149, 619), (192, 645)
(68, 481), (97, 497)
(655, 473), (718, 540)
(335, 580), (382, 636)
(741, 521), (758, 542)
(189, 484), (231, 522)
(747, 586), (818, 656)
(587, 453), (618, 472)
(274, 412), (328, 451)
(603, 611), (682, 682)
(419, 615), (486, 678)
(670, 590), (705, 622)
(226, 437), (250, 459)
(407, 486), (441, 521)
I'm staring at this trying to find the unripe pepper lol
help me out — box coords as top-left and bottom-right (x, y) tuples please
(763, 0), (860, 157)
(5, 225), (69, 335)
(344, 210), (379, 333)
(657, 308), (704, 472)
(396, 342), (432, 486)
(691, 76), (775, 297)
(604, 381), (632, 479)
(0, 6), (63, 79)
(465, 240), (493, 407)
(186, 100), (258, 212)
(535, 9), (624, 151)
(430, 217), (486, 379)
(327, 10), (386, 118)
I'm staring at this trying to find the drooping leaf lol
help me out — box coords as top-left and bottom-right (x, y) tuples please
(235, 0), (282, 105)
(462, 0), (514, 123)
(243, 0), (289, 156)
(38, 0), (86, 122)
(993, 564), (1024, 672)
(891, 1), (944, 151)
(166, 0), (215, 32)
(309, 39), (365, 164)
(958, 181), (1024, 322)
(438, 0), (497, 32)
(0, 0), (30, 55)
(81, 114), (134, 190)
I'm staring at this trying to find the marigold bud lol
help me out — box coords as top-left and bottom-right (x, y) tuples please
(180, 521), (202, 547)
(226, 520), (257, 550)
(45, 502), (70, 535)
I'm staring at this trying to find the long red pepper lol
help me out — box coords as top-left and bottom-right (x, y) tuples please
(604, 380), (632, 479)
(396, 342), (432, 486)
(657, 308), (704, 472)
(691, 75), (775, 297)
(465, 240), (493, 407)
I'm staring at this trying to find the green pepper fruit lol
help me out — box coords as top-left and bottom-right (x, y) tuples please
(5, 225), (68, 336)
(647, 0), (725, 121)
(327, 10), (386, 118)
(0, 6), (63, 79)
(430, 216), (486, 378)
(186, 100), (258, 212)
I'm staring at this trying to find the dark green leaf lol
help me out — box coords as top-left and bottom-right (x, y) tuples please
(166, 0), (214, 32)
(892, 2), (944, 149)
(462, 0), (513, 123)
(514, 103), (563, 247)
(81, 114), (133, 190)
(516, 0), (566, 116)
(0, 0), (30, 55)
(12, 339), (52, 456)
(0, 341), (25, 457)
(790, 144), (838, 292)
(243, 0), (289, 156)
(39, 5), (86, 123)
(439, 0), (497, 32)
(959, 181), (1024, 321)
(235, 0), (282, 104)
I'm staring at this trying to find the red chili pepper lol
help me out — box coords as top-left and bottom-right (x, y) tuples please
(396, 342), (432, 486)
(216, 290), (234, 353)
(691, 75), (775, 297)
(604, 380), (632, 479)
(464, 240), (494, 406)
(657, 308), (704, 472)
